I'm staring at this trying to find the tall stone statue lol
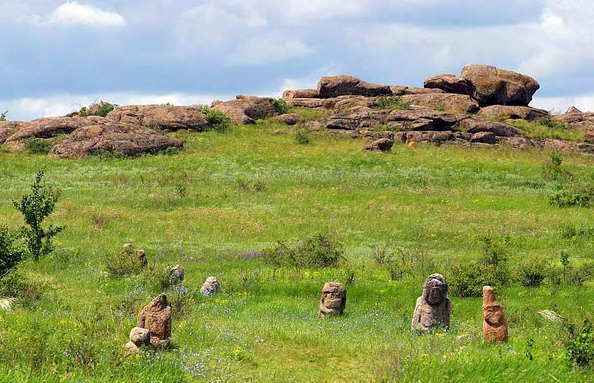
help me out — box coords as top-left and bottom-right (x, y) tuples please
(137, 293), (172, 346)
(411, 273), (451, 331)
(482, 286), (508, 342)
(318, 282), (346, 318)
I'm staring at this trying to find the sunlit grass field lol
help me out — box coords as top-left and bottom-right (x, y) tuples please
(0, 121), (592, 382)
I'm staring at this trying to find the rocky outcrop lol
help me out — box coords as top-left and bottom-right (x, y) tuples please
(461, 64), (540, 106)
(0, 121), (28, 143)
(401, 93), (479, 114)
(212, 97), (279, 124)
(424, 74), (474, 95)
(505, 136), (594, 154)
(318, 75), (392, 98)
(6, 116), (107, 142)
(477, 105), (548, 121)
(458, 118), (524, 137)
(553, 110), (594, 130)
(49, 123), (182, 159)
(470, 131), (497, 144)
(106, 105), (208, 131)
(390, 86), (445, 96)
(363, 138), (393, 152)
(273, 113), (303, 125)
(282, 89), (318, 99)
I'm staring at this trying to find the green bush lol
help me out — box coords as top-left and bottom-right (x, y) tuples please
(542, 151), (572, 182)
(0, 226), (25, 279)
(539, 113), (566, 130)
(376, 96), (409, 110)
(371, 244), (411, 281)
(295, 130), (310, 145)
(549, 188), (593, 208)
(263, 234), (344, 269)
(205, 109), (231, 132)
(478, 235), (511, 287)
(0, 110), (7, 121)
(272, 99), (290, 115)
(515, 257), (549, 287)
(103, 246), (147, 276)
(24, 137), (59, 155)
(79, 102), (115, 117)
(565, 320), (594, 369)
(13, 171), (65, 261)
(447, 262), (484, 297)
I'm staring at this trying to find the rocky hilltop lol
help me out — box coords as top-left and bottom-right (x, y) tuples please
(1, 64), (593, 158)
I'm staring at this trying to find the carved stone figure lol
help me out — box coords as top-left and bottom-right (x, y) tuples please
(137, 294), (172, 346)
(482, 286), (508, 342)
(123, 327), (152, 355)
(200, 276), (221, 297)
(411, 273), (451, 331)
(168, 264), (184, 286)
(318, 282), (346, 318)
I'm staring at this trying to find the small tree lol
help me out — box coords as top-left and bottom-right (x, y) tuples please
(13, 171), (65, 261)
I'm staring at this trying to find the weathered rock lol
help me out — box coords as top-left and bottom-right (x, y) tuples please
(424, 74), (474, 95)
(200, 276), (221, 297)
(49, 123), (182, 159)
(461, 64), (540, 106)
(282, 89), (319, 99)
(361, 130), (394, 141)
(363, 138), (393, 152)
(503, 137), (594, 154)
(318, 282), (346, 318)
(318, 75), (391, 98)
(332, 96), (378, 112)
(411, 274), (451, 331)
(212, 97), (279, 124)
(470, 131), (497, 144)
(401, 93), (479, 114)
(79, 101), (115, 117)
(553, 111), (594, 130)
(390, 86), (445, 96)
(124, 327), (152, 355)
(401, 131), (456, 145)
(168, 264), (184, 286)
(137, 294), (172, 346)
(477, 105), (548, 121)
(106, 105), (208, 131)
(273, 113), (303, 126)
(566, 106), (582, 114)
(7, 116), (107, 142)
(458, 118), (524, 137)
(482, 286), (508, 342)
(303, 121), (324, 132)
(0, 121), (28, 143)
(285, 98), (337, 109)
(586, 129), (594, 144)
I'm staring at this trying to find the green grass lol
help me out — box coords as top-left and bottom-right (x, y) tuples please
(375, 96), (410, 110)
(0, 121), (593, 382)
(507, 119), (585, 142)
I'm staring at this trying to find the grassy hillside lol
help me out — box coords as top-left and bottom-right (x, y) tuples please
(0, 120), (592, 382)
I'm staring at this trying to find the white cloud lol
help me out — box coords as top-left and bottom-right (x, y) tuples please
(233, 35), (312, 64)
(0, 92), (233, 121)
(26, 2), (126, 29)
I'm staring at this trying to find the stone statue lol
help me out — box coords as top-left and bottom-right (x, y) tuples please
(137, 294), (172, 346)
(482, 286), (508, 342)
(200, 276), (221, 297)
(168, 264), (184, 286)
(411, 273), (451, 331)
(318, 282), (346, 318)
(123, 327), (152, 355)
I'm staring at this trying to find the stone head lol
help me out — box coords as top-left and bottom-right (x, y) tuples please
(422, 273), (448, 306)
(321, 282), (346, 309)
(129, 327), (151, 347)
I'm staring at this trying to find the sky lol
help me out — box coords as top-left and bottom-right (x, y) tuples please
(2, 0), (594, 120)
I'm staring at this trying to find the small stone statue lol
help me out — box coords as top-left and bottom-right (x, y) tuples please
(137, 294), (172, 346)
(482, 286), (508, 342)
(168, 264), (184, 286)
(411, 273), (451, 331)
(123, 327), (152, 355)
(200, 276), (221, 297)
(318, 282), (346, 318)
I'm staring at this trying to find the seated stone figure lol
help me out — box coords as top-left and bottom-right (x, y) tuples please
(137, 294), (172, 346)
(318, 282), (346, 318)
(200, 276), (221, 297)
(411, 273), (451, 331)
(123, 327), (152, 355)
(482, 286), (508, 342)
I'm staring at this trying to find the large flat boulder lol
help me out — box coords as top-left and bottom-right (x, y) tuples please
(282, 89), (318, 99)
(0, 121), (28, 143)
(318, 75), (392, 98)
(6, 116), (107, 142)
(106, 105), (208, 131)
(461, 64), (540, 106)
(49, 124), (182, 159)
(423, 74), (473, 95)
(553, 110), (594, 130)
(401, 93), (479, 114)
(390, 86), (445, 96)
(285, 98), (337, 109)
(458, 118), (525, 137)
(212, 97), (278, 124)
(477, 105), (548, 121)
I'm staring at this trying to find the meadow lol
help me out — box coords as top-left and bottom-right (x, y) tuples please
(0, 118), (592, 382)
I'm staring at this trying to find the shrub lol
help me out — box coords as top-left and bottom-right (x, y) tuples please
(295, 130), (310, 145)
(0, 110), (7, 121)
(549, 188), (593, 208)
(371, 244), (411, 281)
(568, 263), (593, 286)
(560, 224), (594, 239)
(542, 151), (572, 182)
(0, 226), (25, 279)
(79, 102), (115, 117)
(376, 96), (409, 110)
(539, 113), (566, 130)
(103, 246), (147, 276)
(478, 235), (511, 287)
(272, 99), (290, 115)
(565, 320), (594, 369)
(515, 257), (549, 287)
(24, 137), (59, 155)
(447, 262), (484, 297)
(205, 109), (231, 132)
(13, 171), (65, 261)
(263, 234), (344, 270)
